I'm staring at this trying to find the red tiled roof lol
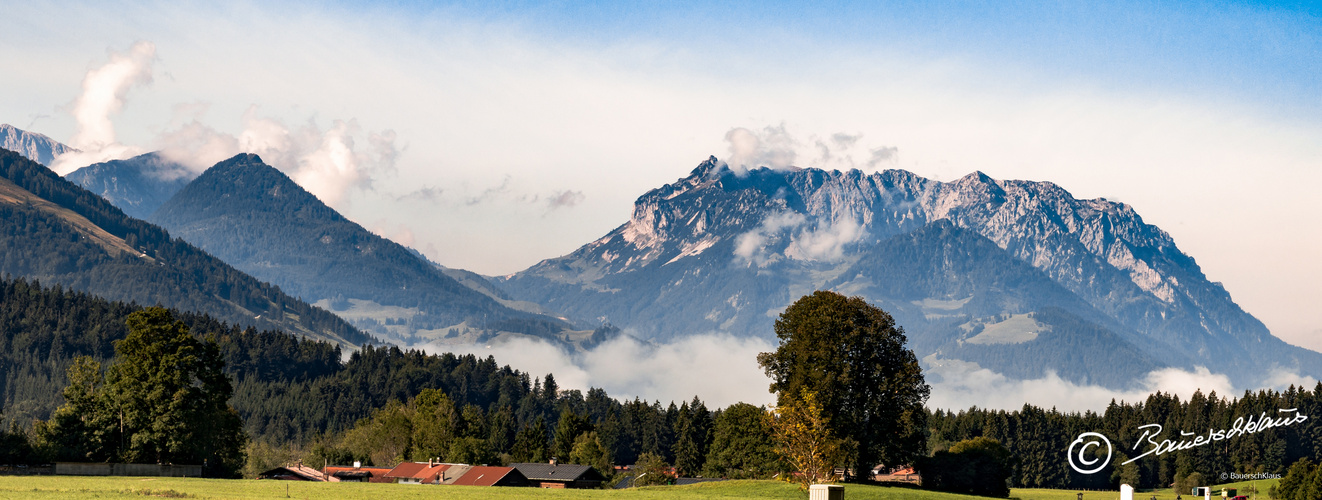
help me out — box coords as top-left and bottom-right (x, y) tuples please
(451, 466), (520, 486)
(324, 466), (393, 474)
(413, 464), (452, 480)
(384, 462), (454, 483)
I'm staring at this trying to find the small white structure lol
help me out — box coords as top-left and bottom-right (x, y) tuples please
(1120, 483), (1134, 500)
(809, 483), (844, 500)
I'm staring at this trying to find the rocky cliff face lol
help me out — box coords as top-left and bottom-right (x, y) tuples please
(503, 157), (1320, 388)
(1, 124), (76, 167)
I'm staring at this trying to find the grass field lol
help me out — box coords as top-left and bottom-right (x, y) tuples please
(0, 476), (1281, 500)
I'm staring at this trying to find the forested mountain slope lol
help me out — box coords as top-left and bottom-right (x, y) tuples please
(0, 148), (371, 347)
(149, 153), (584, 348)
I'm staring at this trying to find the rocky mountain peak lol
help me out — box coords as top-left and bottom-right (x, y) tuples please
(1, 124), (77, 167)
(503, 156), (1301, 388)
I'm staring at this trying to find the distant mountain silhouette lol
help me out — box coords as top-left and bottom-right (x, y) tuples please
(150, 153), (590, 348)
(66, 152), (195, 219)
(0, 147), (371, 347)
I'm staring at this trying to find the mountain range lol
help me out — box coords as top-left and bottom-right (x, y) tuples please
(2, 120), (1312, 391)
(0, 146), (371, 347)
(500, 157), (1322, 388)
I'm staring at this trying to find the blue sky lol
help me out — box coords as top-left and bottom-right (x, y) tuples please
(2, 0), (1320, 363)
(338, 0), (1322, 115)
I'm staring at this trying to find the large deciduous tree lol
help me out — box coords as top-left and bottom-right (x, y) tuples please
(757, 290), (929, 479)
(41, 307), (246, 476)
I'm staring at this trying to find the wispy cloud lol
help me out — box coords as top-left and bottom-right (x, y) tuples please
(50, 41), (157, 174)
(722, 125), (899, 174)
(546, 189), (585, 210)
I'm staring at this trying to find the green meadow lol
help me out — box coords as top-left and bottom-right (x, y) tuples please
(0, 476), (1281, 500)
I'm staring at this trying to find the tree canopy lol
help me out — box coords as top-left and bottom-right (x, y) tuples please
(757, 290), (929, 478)
(40, 307), (246, 476)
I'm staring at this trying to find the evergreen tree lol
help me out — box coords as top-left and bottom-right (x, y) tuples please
(672, 397), (712, 477)
(553, 408), (592, 461)
(569, 431), (613, 478)
(512, 417), (549, 463)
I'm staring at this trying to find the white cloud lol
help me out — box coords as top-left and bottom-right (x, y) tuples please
(723, 125), (899, 175)
(50, 41), (157, 174)
(785, 217), (866, 262)
(427, 335), (1322, 413)
(733, 210), (806, 265)
(734, 211), (865, 265)
(147, 105), (398, 209)
(924, 355), (1247, 412)
(423, 333), (776, 408)
(724, 125), (798, 173)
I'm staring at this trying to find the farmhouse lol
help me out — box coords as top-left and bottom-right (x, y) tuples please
(323, 464), (394, 483)
(449, 466), (529, 487)
(384, 461), (454, 484)
(256, 464), (328, 481)
(512, 462), (606, 489)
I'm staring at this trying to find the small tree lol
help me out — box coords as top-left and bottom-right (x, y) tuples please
(1176, 471), (1207, 497)
(769, 389), (845, 490)
(704, 402), (781, 478)
(569, 431), (613, 478)
(916, 436), (1013, 498)
(553, 409), (592, 460)
(633, 452), (673, 486)
(511, 417), (548, 463)
(1272, 459), (1316, 500)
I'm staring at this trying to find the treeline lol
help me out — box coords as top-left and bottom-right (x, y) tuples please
(0, 276), (778, 479)
(929, 387), (1322, 490)
(8, 273), (1322, 486)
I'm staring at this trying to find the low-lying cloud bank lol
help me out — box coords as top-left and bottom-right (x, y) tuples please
(423, 333), (779, 408)
(424, 334), (1318, 413)
(925, 356), (1319, 413)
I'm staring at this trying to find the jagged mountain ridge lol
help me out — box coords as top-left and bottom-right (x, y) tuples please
(0, 124), (76, 166)
(0, 147), (371, 347)
(149, 154), (593, 348)
(502, 157), (1321, 387)
(65, 152), (196, 219)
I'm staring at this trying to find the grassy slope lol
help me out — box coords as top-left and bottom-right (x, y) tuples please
(0, 477), (1280, 500)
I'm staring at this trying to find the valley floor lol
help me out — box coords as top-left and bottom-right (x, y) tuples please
(0, 477), (1281, 500)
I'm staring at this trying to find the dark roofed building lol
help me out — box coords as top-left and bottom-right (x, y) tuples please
(450, 466), (529, 487)
(512, 462), (606, 489)
(323, 465), (394, 483)
(257, 464), (327, 481)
